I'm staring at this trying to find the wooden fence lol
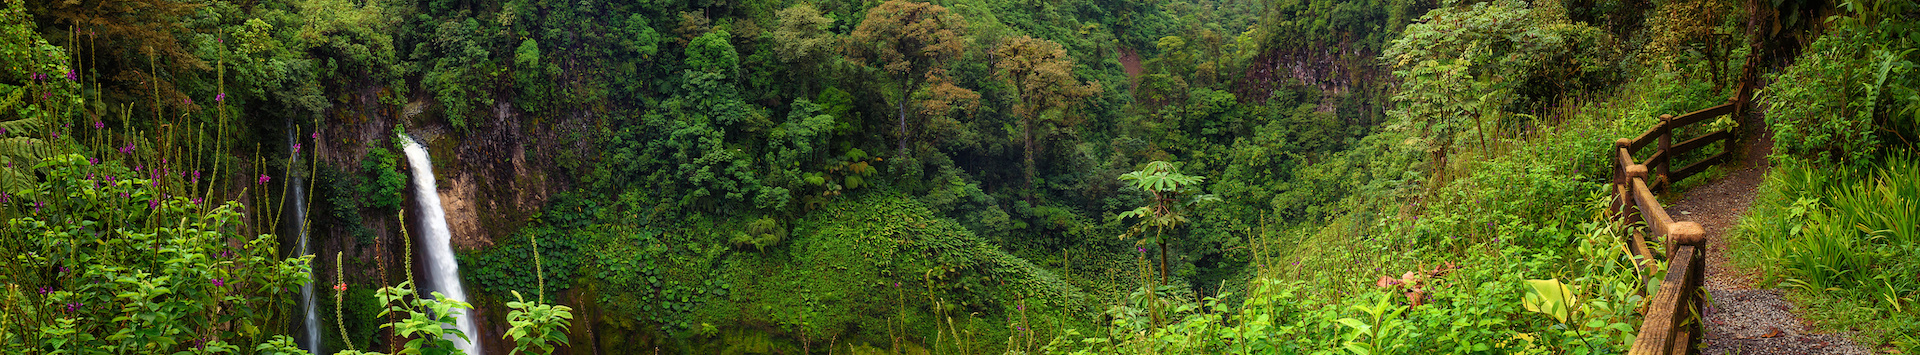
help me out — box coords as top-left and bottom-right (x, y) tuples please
(1613, 90), (1748, 355)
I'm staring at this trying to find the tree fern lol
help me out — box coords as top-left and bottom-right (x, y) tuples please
(0, 137), (49, 194)
(0, 85), (43, 136)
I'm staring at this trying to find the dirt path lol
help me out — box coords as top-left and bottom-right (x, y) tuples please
(1666, 108), (1870, 355)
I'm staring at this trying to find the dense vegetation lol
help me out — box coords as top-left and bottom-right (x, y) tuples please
(1, 0), (1916, 352)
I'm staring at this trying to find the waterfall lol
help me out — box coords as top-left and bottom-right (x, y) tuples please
(398, 134), (481, 354)
(290, 126), (321, 354)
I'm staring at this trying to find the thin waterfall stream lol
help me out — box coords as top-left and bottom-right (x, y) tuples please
(290, 126), (321, 354)
(399, 134), (480, 354)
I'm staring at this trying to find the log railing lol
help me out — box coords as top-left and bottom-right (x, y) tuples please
(1614, 91), (1746, 355)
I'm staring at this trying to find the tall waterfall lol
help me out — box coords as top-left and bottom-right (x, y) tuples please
(291, 126), (321, 354)
(398, 135), (480, 354)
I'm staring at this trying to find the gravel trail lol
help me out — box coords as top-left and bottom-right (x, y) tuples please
(1664, 107), (1872, 355)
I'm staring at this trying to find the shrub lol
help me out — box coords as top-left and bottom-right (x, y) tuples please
(1, 154), (310, 353)
(359, 145), (407, 211)
(1762, 20), (1919, 163)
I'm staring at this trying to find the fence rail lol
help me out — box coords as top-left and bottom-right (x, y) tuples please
(1613, 88), (1747, 355)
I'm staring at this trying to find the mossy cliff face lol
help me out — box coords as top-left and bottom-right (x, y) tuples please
(303, 88), (595, 353)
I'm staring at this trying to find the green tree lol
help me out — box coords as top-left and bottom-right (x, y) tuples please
(1116, 161), (1217, 284)
(994, 36), (1102, 198)
(684, 29), (737, 75)
(1382, 0), (1615, 165)
(848, 0), (971, 155)
(773, 3), (837, 97)
(772, 4), (835, 63)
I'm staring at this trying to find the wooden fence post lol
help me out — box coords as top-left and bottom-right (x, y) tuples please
(1658, 114), (1673, 192)
(1614, 138), (1633, 218)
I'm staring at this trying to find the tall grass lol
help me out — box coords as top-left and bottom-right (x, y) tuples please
(1735, 153), (1920, 350)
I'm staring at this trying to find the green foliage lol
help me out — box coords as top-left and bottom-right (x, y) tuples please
(374, 281), (472, 355)
(503, 291), (574, 355)
(0, 0), (81, 195)
(620, 14), (663, 59)
(1054, 215), (1645, 354)
(771, 4), (835, 63)
(419, 17), (496, 130)
(684, 29), (738, 75)
(1761, 19), (1919, 163)
(1117, 161), (1219, 236)
(465, 194), (587, 299)
(1384, 0), (1620, 156)
(1734, 154), (1920, 352)
(359, 145), (407, 211)
(319, 164), (376, 244)
(729, 216), (786, 251)
(0, 154), (311, 353)
(1520, 279), (1574, 323)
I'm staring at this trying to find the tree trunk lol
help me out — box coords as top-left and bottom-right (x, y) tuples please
(1022, 117), (1035, 202)
(898, 74), (914, 155)
(1157, 226), (1169, 285)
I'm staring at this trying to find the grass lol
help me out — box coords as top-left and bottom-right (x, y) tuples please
(1727, 153), (1920, 352)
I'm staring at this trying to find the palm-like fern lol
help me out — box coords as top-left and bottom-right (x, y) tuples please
(0, 85), (53, 195)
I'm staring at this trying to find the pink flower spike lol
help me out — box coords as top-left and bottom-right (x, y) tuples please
(66, 70), (76, 81)
(215, 93), (225, 102)
(183, 97), (191, 105)
(93, 121), (103, 129)
(292, 143), (301, 154)
(258, 174), (270, 185)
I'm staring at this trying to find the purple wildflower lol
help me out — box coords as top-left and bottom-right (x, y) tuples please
(38, 287), (50, 295)
(211, 278), (225, 287)
(149, 199), (160, 209)
(214, 92), (225, 102)
(292, 143), (301, 154)
(66, 70), (76, 81)
(183, 97), (191, 105)
(257, 174), (270, 185)
(312, 132), (319, 139)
